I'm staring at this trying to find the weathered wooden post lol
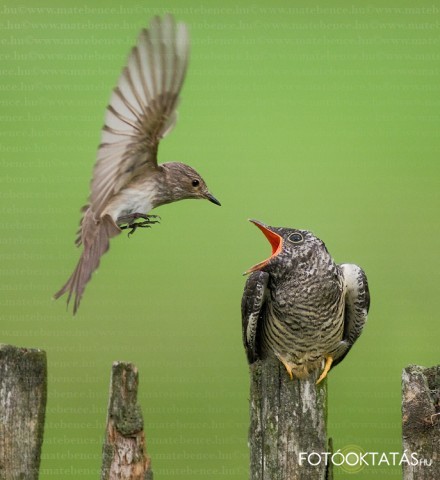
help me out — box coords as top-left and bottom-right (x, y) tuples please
(249, 356), (330, 479)
(0, 344), (47, 480)
(402, 364), (440, 480)
(101, 361), (153, 480)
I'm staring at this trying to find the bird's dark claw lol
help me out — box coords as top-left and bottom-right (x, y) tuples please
(126, 221), (156, 237)
(117, 213), (160, 237)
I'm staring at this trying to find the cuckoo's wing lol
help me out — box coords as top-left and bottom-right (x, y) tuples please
(90, 15), (190, 216)
(241, 271), (269, 364)
(333, 263), (370, 368)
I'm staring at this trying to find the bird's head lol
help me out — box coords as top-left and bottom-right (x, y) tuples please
(244, 219), (328, 276)
(163, 162), (221, 206)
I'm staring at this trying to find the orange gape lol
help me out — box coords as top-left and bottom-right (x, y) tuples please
(245, 220), (283, 274)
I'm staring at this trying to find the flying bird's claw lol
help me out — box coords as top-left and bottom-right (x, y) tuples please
(117, 213), (161, 237)
(128, 221), (155, 237)
(118, 213), (160, 237)
(117, 212), (160, 225)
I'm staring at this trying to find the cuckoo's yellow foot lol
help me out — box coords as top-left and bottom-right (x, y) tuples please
(316, 356), (333, 384)
(279, 356), (294, 380)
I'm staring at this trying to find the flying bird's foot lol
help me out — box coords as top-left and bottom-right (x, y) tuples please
(117, 213), (160, 237)
(124, 220), (158, 237)
(316, 356), (333, 384)
(117, 213), (160, 225)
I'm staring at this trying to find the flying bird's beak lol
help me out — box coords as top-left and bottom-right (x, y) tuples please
(206, 193), (221, 206)
(244, 219), (283, 275)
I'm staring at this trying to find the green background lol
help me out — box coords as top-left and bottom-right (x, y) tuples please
(1, 0), (439, 478)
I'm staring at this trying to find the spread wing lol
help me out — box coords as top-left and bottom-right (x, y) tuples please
(333, 263), (370, 368)
(90, 15), (190, 216)
(241, 271), (269, 364)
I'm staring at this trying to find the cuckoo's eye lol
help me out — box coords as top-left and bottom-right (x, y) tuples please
(192, 179), (200, 187)
(288, 232), (304, 244)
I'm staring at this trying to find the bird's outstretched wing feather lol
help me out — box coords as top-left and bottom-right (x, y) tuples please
(241, 271), (269, 364)
(90, 15), (190, 215)
(333, 263), (370, 368)
(54, 15), (189, 313)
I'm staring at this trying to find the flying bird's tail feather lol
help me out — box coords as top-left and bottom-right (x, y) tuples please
(54, 211), (120, 314)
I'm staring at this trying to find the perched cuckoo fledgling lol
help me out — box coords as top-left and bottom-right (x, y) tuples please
(54, 15), (220, 314)
(242, 220), (370, 383)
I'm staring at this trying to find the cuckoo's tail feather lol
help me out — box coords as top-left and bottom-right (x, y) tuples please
(54, 213), (120, 314)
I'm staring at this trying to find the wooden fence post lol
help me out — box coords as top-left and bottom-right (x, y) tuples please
(0, 344), (47, 480)
(402, 364), (440, 479)
(101, 361), (153, 480)
(249, 356), (330, 479)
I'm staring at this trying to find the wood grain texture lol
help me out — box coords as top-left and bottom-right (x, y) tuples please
(249, 356), (330, 480)
(402, 364), (440, 480)
(101, 362), (152, 480)
(0, 344), (47, 480)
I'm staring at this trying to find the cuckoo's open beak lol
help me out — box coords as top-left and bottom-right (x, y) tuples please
(206, 193), (221, 206)
(244, 219), (283, 275)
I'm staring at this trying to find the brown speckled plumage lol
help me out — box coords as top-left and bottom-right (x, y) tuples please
(54, 16), (220, 314)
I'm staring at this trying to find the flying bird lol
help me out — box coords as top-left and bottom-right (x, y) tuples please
(54, 15), (220, 313)
(241, 220), (370, 383)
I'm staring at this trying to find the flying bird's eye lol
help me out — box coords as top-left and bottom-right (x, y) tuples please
(288, 233), (304, 244)
(192, 179), (200, 187)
